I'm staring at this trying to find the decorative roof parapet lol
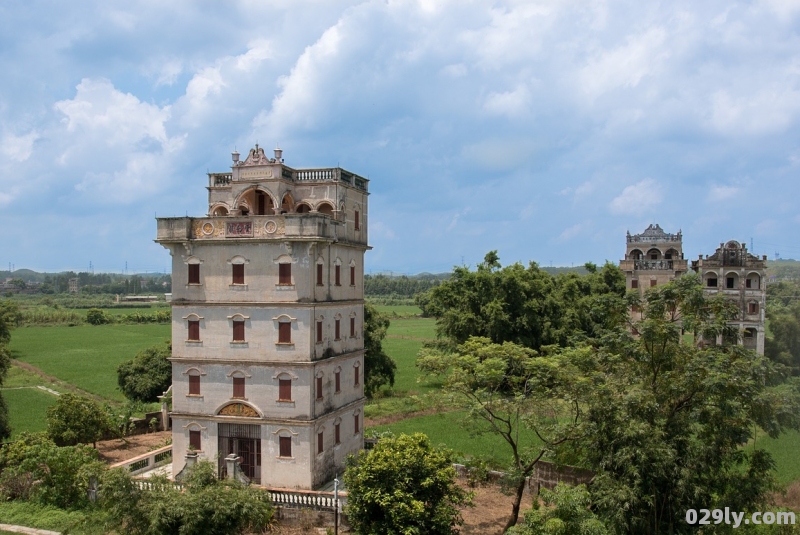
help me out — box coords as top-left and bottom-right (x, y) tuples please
(627, 224), (682, 243)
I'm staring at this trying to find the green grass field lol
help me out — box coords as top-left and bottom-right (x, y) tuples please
(370, 410), (544, 468)
(8, 323), (170, 401)
(2, 387), (58, 437)
(753, 429), (800, 486)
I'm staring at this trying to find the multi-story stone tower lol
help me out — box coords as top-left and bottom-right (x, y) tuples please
(692, 241), (767, 354)
(620, 224), (688, 293)
(156, 145), (369, 489)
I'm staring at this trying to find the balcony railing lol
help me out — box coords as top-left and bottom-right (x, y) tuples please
(209, 173), (232, 187)
(634, 260), (674, 270)
(157, 214), (347, 242)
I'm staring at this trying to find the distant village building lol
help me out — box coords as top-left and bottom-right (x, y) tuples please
(692, 241), (767, 354)
(68, 278), (79, 293)
(156, 145), (369, 489)
(621, 225), (766, 355)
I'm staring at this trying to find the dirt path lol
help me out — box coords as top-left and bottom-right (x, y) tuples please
(95, 431), (171, 464)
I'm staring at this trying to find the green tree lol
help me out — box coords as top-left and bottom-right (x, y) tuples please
(117, 341), (172, 402)
(417, 337), (589, 531)
(765, 294), (800, 374)
(0, 299), (18, 440)
(344, 433), (472, 535)
(507, 483), (608, 535)
(364, 303), (397, 397)
(46, 393), (109, 447)
(0, 432), (104, 509)
(417, 252), (625, 351)
(575, 275), (800, 534)
(100, 460), (274, 535)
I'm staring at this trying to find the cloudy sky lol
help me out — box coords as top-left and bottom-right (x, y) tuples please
(2, 0), (799, 275)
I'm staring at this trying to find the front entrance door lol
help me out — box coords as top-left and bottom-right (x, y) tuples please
(218, 423), (262, 484)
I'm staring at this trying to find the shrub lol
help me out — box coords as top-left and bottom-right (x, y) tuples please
(86, 308), (111, 325)
(46, 393), (109, 447)
(117, 342), (172, 402)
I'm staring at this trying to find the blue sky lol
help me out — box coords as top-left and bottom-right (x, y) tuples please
(1, 0), (799, 275)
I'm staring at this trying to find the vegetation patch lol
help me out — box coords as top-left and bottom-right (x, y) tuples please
(8, 324), (170, 401)
(3, 387), (57, 437)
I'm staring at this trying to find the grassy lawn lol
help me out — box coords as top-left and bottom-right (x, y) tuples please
(369, 410), (544, 468)
(753, 429), (800, 486)
(3, 387), (59, 437)
(373, 304), (423, 317)
(8, 324), (170, 402)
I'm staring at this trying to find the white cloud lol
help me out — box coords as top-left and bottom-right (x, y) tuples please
(609, 178), (663, 215)
(54, 78), (172, 147)
(709, 87), (800, 136)
(708, 185), (740, 202)
(578, 27), (669, 98)
(558, 222), (588, 242)
(483, 85), (531, 117)
(1, 131), (38, 162)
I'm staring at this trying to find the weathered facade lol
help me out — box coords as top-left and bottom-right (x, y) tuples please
(156, 145), (369, 489)
(692, 241), (767, 354)
(620, 224), (689, 295)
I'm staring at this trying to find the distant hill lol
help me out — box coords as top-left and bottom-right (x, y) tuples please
(767, 259), (800, 280)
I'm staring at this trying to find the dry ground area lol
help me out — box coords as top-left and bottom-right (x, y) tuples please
(97, 436), (527, 534)
(96, 430), (171, 464)
(250, 482), (527, 535)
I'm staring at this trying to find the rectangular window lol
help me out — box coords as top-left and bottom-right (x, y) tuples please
(189, 430), (201, 451)
(233, 377), (245, 398)
(354, 414), (360, 434)
(279, 263), (291, 285)
(233, 320), (245, 342)
(350, 266), (355, 286)
(335, 371), (341, 393)
(354, 210), (360, 230)
(727, 277), (735, 289)
(316, 264), (323, 286)
(188, 320), (200, 341)
(232, 264), (244, 285)
(279, 379), (292, 401)
(316, 321), (323, 343)
(354, 366), (360, 386)
(278, 322), (291, 344)
(317, 432), (324, 454)
(650, 253), (658, 260)
(188, 264), (200, 284)
(335, 423), (341, 445)
(189, 375), (200, 395)
(631, 280), (638, 289)
(746, 278), (752, 289)
(650, 280), (657, 287)
(748, 302), (759, 314)
(335, 319), (341, 340)
(335, 265), (341, 286)
(316, 376), (323, 400)
(665, 253), (672, 260)
(708, 278), (718, 287)
(279, 436), (292, 458)
(350, 317), (355, 338)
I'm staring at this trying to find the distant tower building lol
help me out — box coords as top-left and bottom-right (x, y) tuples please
(620, 224), (688, 294)
(692, 241), (767, 354)
(156, 145), (369, 489)
(68, 278), (79, 294)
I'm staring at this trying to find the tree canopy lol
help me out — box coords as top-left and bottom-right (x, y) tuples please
(117, 341), (172, 402)
(363, 303), (397, 397)
(344, 433), (472, 535)
(417, 252), (626, 350)
(571, 275), (800, 533)
(46, 393), (109, 447)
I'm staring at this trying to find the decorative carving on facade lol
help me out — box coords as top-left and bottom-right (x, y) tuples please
(226, 221), (254, 237)
(627, 224), (682, 243)
(218, 403), (259, 418)
(242, 144), (272, 166)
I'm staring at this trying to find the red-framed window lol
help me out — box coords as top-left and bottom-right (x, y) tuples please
(279, 436), (292, 457)
(278, 322), (291, 344)
(233, 376), (245, 398)
(279, 379), (292, 401)
(232, 264), (244, 284)
(279, 263), (291, 285)
(335, 319), (340, 340)
(189, 374), (200, 395)
(188, 320), (200, 341)
(316, 264), (323, 286)
(189, 430), (201, 451)
(316, 321), (323, 343)
(233, 320), (245, 342)
(335, 265), (341, 286)
(188, 264), (200, 284)
(316, 376), (323, 400)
